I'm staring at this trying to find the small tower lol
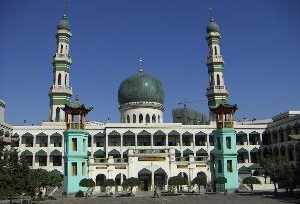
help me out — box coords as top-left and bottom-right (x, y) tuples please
(49, 14), (73, 122)
(62, 98), (92, 194)
(210, 103), (238, 192)
(205, 15), (229, 120)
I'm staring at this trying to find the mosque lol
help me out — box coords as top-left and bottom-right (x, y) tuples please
(1, 11), (300, 194)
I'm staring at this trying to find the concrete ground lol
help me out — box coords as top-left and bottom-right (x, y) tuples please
(42, 193), (299, 204)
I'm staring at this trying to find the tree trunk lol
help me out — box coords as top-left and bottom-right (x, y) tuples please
(251, 184), (253, 192)
(264, 176), (266, 184)
(273, 183), (277, 195)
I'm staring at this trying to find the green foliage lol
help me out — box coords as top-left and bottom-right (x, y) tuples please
(243, 176), (261, 185)
(259, 157), (296, 193)
(168, 176), (188, 192)
(243, 176), (261, 191)
(192, 174), (207, 192)
(75, 190), (84, 197)
(48, 170), (63, 187)
(79, 178), (95, 197)
(104, 179), (115, 187)
(122, 177), (140, 192)
(0, 147), (33, 199)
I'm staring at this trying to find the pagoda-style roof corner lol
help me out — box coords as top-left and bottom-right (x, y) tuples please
(209, 103), (238, 114)
(62, 100), (93, 114)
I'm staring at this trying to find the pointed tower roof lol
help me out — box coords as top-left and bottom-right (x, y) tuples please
(57, 14), (70, 30)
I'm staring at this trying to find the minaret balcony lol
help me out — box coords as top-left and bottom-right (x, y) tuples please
(49, 85), (72, 95)
(206, 86), (228, 95)
(53, 53), (72, 63)
(207, 55), (223, 64)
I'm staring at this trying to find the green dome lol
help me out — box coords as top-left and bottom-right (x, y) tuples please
(118, 70), (165, 105)
(57, 14), (70, 30)
(206, 18), (220, 33)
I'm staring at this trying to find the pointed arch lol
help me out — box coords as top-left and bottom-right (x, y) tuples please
(108, 149), (121, 158)
(55, 107), (60, 122)
(152, 115), (156, 123)
(58, 73), (62, 85)
(216, 74), (220, 86)
(133, 114), (136, 123)
(139, 114), (143, 123)
(146, 114), (150, 123)
(183, 148), (194, 157)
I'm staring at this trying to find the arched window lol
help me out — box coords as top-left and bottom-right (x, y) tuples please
(146, 114), (150, 123)
(152, 115), (156, 123)
(127, 115), (130, 123)
(139, 114), (143, 123)
(158, 115), (161, 123)
(65, 74), (68, 86)
(60, 44), (63, 53)
(210, 75), (213, 85)
(58, 73), (62, 85)
(214, 46), (217, 55)
(133, 114), (136, 123)
(216, 74), (220, 86)
(55, 107), (60, 122)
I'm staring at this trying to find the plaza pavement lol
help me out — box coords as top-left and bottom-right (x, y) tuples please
(42, 193), (298, 204)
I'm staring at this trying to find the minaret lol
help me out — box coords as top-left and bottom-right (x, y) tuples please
(49, 14), (73, 122)
(206, 16), (229, 119)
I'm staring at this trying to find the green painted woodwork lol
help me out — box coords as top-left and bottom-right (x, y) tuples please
(208, 98), (228, 108)
(50, 98), (70, 106)
(64, 129), (88, 194)
(118, 71), (165, 105)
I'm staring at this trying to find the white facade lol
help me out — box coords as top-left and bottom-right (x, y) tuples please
(11, 120), (269, 191)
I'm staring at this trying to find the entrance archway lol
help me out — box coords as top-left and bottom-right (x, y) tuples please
(154, 168), (167, 190)
(138, 168), (152, 191)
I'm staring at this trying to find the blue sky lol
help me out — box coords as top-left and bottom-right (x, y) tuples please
(0, 0), (299, 124)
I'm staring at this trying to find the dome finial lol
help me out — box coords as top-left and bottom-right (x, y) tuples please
(209, 8), (214, 21)
(138, 57), (144, 73)
(64, 0), (68, 16)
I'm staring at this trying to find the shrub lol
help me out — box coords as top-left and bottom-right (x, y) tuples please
(242, 176), (261, 191)
(75, 190), (84, 197)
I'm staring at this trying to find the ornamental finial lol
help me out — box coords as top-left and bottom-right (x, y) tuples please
(209, 8), (214, 21)
(64, 0), (68, 16)
(138, 57), (144, 73)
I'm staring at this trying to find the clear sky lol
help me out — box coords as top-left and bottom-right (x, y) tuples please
(1, 0), (300, 125)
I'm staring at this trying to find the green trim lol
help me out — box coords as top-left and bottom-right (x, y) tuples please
(50, 98), (69, 105)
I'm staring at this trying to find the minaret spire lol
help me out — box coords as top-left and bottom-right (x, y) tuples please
(64, 0), (68, 16)
(48, 11), (73, 122)
(205, 13), (229, 120)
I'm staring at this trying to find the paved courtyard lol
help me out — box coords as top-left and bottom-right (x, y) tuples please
(43, 194), (298, 204)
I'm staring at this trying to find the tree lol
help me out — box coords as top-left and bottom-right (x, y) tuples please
(79, 178), (95, 197)
(242, 176), (261, 192)
(122, 177), (140, 194)
(192, 174), (207, 192)
(278, 161), (296, 193)
(0, 147), (33, 200)
(260, 157), (282, 194)
(48, 170), (63, 188)
(104, 179), (115, 194)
